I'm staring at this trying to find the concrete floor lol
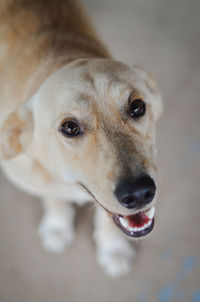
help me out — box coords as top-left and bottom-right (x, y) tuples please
(0, 0), (200, 301)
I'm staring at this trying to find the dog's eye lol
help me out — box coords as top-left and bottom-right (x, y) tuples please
(129, 98), (146, 118)
(59, 120), (82, 137)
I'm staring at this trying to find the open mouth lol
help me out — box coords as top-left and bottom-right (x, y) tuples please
(78, 182), (155, 238)
(112, 206), (155, 238)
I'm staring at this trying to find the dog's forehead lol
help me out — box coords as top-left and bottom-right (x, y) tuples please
(71, 58), (132, 80)
(39, 59), (133, 99)
(35, 59), (143, 122)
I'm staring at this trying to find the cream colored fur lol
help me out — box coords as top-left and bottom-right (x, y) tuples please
(0, 0), (162, 277)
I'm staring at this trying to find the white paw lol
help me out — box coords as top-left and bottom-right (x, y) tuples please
(38, 214), (74, 253)
(97, 238), (135, 278)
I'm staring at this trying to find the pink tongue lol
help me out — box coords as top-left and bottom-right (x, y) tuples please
(125, 212), (150, 228)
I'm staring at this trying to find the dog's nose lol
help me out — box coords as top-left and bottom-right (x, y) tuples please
(114, 175), (156, 209)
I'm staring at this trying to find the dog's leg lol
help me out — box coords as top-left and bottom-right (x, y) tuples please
(38, 198), (75, 253)
(94, 207), (135, 277)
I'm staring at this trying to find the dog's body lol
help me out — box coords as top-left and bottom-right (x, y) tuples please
(0, 0), (162, 277)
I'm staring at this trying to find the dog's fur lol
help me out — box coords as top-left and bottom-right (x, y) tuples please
(0, 0), (162, 277)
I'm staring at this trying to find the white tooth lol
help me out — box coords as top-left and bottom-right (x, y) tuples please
(145, 206), (155, 219)
(140, 220), (151, 231)
(128, 226), (134, 232)
(146, 220), (152, 227)
(128, 226), (135, 231)
(119, 217), (129, 228)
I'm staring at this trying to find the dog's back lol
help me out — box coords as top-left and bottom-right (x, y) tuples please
(0, 0), (109, 125)
(0, 0), (106, 64)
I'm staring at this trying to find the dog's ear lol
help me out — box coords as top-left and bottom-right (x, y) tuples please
(0, 96), (35, 160)
(133, 66), (163, 121)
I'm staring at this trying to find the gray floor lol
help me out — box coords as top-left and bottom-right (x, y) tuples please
(0, 0), (200, 301)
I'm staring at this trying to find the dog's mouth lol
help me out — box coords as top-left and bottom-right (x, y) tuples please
(112, 206), (155, 238)
(78, 182), (155, 238)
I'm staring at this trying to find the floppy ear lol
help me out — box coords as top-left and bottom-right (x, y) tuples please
(133, 66), (163, 121)
(0, 98), (34, 160)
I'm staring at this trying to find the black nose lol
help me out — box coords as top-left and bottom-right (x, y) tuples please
(114, 175), (156, 209)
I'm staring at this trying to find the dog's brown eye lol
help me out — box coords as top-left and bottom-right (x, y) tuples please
(129, 99), (146, 118)
(59, 120), (82, 137)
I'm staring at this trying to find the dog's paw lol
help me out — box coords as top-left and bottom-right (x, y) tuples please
(38, 214), (74, 253)
(97, 238), (135, 278)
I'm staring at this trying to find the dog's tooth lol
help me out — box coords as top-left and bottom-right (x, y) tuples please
(120, 215), (153, 233)
(145, 220), (152, 228)
(119, 217), (129, 229)
(145, 206), (155, 219)
(147, 220), (152, 227)
(138, 220), (152, 232)
(127, 225), (136, 232)
(127, 225), (133, 231)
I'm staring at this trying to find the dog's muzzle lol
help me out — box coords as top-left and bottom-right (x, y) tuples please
(112, 175), (156, 237)
(78, 177), (156, 238)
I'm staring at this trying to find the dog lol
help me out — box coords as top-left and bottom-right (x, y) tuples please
(0, 0), (162, 277)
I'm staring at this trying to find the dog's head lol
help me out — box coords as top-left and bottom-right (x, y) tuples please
(0, 59), (163, 238)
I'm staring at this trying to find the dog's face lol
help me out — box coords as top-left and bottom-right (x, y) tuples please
(0, 59), (162, 238)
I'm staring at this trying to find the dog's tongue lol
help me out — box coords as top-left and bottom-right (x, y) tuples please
(125, 211), (150, 228)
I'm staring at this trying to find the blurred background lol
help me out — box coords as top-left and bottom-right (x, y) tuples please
(0, 0), (199, 301)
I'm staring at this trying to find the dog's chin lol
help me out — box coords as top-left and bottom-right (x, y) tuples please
(111, 206), (155, 238)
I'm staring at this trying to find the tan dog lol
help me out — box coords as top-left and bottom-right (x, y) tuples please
(0, 0), (162, 277)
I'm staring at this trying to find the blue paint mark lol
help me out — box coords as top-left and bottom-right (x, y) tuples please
(158, 286), (173, 302)
(138, 291), (148, 302)
(175, 290), (185, 299)
(170, 232), (177, 241)
(192, 290), (200, 302)
(160, 251), (172, 261)
(158, 256), (198, 302)
(181, 256), (197, 273)
(137, 282), (149, 302)
(183, 139), (200, 167)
